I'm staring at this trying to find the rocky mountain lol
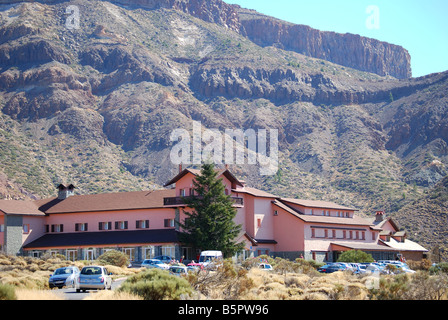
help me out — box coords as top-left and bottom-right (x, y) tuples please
(0, 0), (447, 258)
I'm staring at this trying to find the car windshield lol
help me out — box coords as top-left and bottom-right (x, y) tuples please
(81, 267), (102, 275)
(54, 268), (73, 275)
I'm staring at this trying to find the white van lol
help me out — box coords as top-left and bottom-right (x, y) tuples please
(199, 250), (223, 269)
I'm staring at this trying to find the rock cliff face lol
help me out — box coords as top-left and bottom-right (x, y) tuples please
(237, 9), (412, 79)
(0, 0), (412, 78)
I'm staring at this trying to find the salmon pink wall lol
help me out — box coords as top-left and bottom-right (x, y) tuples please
(0, 213), (4, 247)
(273, 206), (305, 252)
(44, 208), (176, 233)
(22, 216), (45, 247)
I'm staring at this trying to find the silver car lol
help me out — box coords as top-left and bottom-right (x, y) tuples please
(49, 266), (80, 289)
(76, 266), (112, 292)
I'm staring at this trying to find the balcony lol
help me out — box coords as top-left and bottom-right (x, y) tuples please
(164, 196), (244, 206)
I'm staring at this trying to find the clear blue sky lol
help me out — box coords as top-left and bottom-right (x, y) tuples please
(226, 0), (448, 78)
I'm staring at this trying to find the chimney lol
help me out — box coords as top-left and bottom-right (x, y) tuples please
(57, 184), (75, 200)
(179, 164), (183, 173)
(375, 211), (385, 222)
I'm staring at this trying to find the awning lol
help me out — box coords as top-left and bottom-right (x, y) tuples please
(23, 229), (180, 249)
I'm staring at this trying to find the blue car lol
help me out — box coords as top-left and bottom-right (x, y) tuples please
(49, 266), (80, 289)
(318, 264), (346, 273)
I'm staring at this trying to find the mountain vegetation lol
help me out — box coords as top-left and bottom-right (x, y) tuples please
(0, 0), (447, 259)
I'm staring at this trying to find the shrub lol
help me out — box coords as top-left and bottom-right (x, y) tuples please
(97, 250), (129, 267)
(429, 262), (448, 275)
(188, 259), (254, 299)
(118, 268), (193, 300)
(337, 250), (374, 263)
(0, 283), (17, 300)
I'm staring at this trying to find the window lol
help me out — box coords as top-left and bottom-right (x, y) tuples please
(164, 219), (175, 228)
(99, 222), (112, 230)
(75, 223), (88, 232)
(162, 245), (175, 257)
(84, 249), (95, 260)
(49, 224), (63, 233)
(22, 224), (30, 234)
(257, 218), (262, 228)
(273, 210), (278, 216)
(136, 220), (150, 229)
(115, 221), (128, 230)
(67, 250), (77, 261)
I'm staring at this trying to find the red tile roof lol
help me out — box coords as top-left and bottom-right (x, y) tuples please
(280, 198), (358, 211)
(36, 189), (175, 214)
(272, 200), (371, 227)
(0, 200), (45, 216)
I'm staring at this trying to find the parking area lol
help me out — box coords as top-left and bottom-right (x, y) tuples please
(318, 260), (415, 274)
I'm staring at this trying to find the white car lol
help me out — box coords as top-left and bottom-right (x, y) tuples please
(141, 259), (169, 270)
(76, 266), (112, 292)
(169, 265), (188, 276)
(258, 263), (273, 271)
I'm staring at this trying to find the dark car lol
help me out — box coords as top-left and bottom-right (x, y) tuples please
(49, 266), (80, 289)
(318, 264), (346, 274)
(153, 255), (172, 263)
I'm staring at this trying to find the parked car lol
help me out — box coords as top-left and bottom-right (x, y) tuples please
(318, 264), (346, 273)
(199, 250), (223, 269)
(76, 266), (112, 292)
(187, 262), (204, 270)
(128, 260), (143, 268)
(258, 263), (273, 271)
(153, 255), (172, 263)
(333, 263), (354, 272)
(355, 264), (367, 274)
(49, 266), (80, 289)
(187, 265), (201, 273)
(169, 265), (188, 276)
(141, 259), (170, 270)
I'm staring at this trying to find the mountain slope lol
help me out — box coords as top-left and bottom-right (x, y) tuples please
(0, 0), (447, 258)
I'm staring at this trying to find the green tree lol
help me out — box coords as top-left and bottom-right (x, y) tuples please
(179, 163), (244, 258)
(337, 250), (374, 263)
(97, 249), (129, 267)
(118, 268), (192, 300)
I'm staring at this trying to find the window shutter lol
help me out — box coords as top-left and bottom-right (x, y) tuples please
(146, 220), (150, 229)
(124, 221), (128, 229)
(136, 220), (140, 229)
(115, 222), (119, 230)
(60, 224), (64, 232)
(51, 225), (55, 232)
(99, 222), (103, 230)
(85, 223), (88, 231)
(75, 224), (79, 232)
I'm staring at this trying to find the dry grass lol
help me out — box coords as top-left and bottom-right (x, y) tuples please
(83, 290), (143, 300)
(240, 268), (370, 300)
(15, 288), (65, 300)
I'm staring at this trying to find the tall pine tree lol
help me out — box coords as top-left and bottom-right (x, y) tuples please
(179, 163), (244, 258)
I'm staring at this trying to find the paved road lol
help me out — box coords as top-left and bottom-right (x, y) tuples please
(52, 278), (127, 300)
